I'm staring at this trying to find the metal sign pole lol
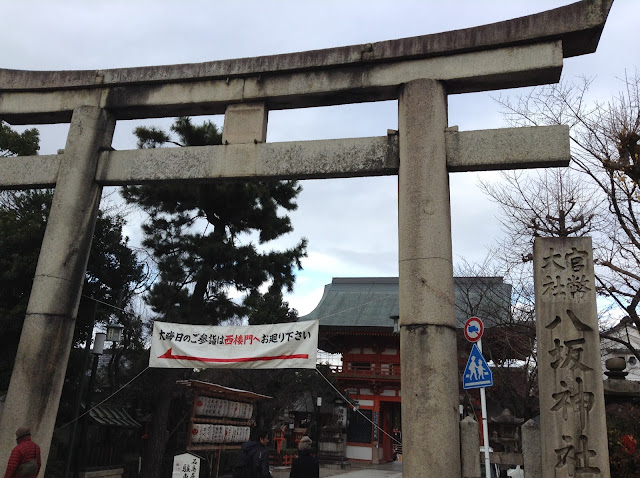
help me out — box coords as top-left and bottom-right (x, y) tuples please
(478, 338), (491, 477)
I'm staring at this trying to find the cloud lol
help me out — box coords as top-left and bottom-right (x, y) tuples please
(4, 0), (634, 318)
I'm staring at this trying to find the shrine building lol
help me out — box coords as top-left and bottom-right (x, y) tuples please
(299, 276), (512, 463)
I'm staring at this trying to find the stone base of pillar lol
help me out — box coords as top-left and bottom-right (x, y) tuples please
(522, 418), (541, 478)
(401, 324), (460, 477)
(460, 416), (482, 478)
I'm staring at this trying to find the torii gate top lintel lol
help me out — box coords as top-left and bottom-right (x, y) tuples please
(0, 0), (613, 125)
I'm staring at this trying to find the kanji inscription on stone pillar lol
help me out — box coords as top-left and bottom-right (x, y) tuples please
(534, 237), (610, 477)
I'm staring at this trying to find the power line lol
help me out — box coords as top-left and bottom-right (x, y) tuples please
(55, 366), (149, 432)
(314, 367), (401, 446)
(81, 294), (126, 313)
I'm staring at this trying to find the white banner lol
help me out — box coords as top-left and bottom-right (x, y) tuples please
(149, 320), (318, 369)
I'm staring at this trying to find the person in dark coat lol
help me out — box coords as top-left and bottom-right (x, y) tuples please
(4, 427), (41, 478)
(289, 436), (319, 478)
(240, 428), (272, 478)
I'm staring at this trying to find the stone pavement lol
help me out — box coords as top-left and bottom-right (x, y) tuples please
(272, 461), (402, 478)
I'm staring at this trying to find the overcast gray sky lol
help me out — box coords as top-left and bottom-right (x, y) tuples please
(2, 0), (636, 315)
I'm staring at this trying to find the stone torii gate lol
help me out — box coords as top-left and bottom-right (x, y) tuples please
(0, 1), (612, 476)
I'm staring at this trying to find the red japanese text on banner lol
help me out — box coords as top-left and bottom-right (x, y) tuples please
(149, 320), (318, 369)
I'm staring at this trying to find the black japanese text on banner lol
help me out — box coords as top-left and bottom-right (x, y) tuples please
(149, 320), (319, 369)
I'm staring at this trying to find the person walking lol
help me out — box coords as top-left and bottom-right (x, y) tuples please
(4, 427), (41, 478)
(289, 436), (319, 478)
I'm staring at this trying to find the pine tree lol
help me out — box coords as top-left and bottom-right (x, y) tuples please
(123, 117), (306, 325)
(123, 117), (307, 477)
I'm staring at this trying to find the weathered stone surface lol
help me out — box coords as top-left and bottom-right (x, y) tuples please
(522, 418), (542, 478)
(222, 102), (268, 145)
(398, 79), (460, 477)
(0, 106), (115, 472)
(446, 125), (570, 172)
(1, 42), (563, 124)
(398, 79), (454, 329)
(603, 377), (640, 396)
(460, 417), (481, 478)
(400, 323), (460, 476)
(93, 136), (400, 185)
(533, 237), (610, 477)
(1, 125), (571, 188)
(2, 0), (615, 124)
(0, 0), (612, 91)
(398, 259), (456, 327)
(0, 154), (60, 188)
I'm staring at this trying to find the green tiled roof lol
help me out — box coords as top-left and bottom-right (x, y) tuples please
(299, 277), (512, 329)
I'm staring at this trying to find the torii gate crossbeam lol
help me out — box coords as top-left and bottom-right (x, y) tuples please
(0, 1), (612, 476)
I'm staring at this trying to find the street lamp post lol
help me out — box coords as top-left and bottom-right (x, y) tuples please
(63, 302), (98, 478)
(315, 397), (322, 447)
(87, 333), (106, 401)
(73, 332), (106, 478)
(105, 323), (124, 343)
(105, 323), (124, 392)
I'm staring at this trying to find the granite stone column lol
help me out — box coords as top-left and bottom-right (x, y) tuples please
(522, 418), (542, 478)
(533, 237), (610, 477)
(398, 79), (460, 477)
(460, 417), (482, 478)
(0, 106), (115, 472)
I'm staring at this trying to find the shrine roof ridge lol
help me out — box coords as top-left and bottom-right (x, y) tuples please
(299, 276), (512, 329)
(0, 0), (612, 92)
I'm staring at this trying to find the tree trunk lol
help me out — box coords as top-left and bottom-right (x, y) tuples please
(141, 369), (183, 478)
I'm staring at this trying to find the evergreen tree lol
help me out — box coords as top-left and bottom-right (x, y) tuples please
(0, 121), (39, 157)
(123, 117), (306, 325)
(0, 121), (146, 390)
(123, 117), (307, 478)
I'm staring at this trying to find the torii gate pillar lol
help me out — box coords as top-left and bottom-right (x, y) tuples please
(399, 79), (460, 476)
(0, 106), (115, 468)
